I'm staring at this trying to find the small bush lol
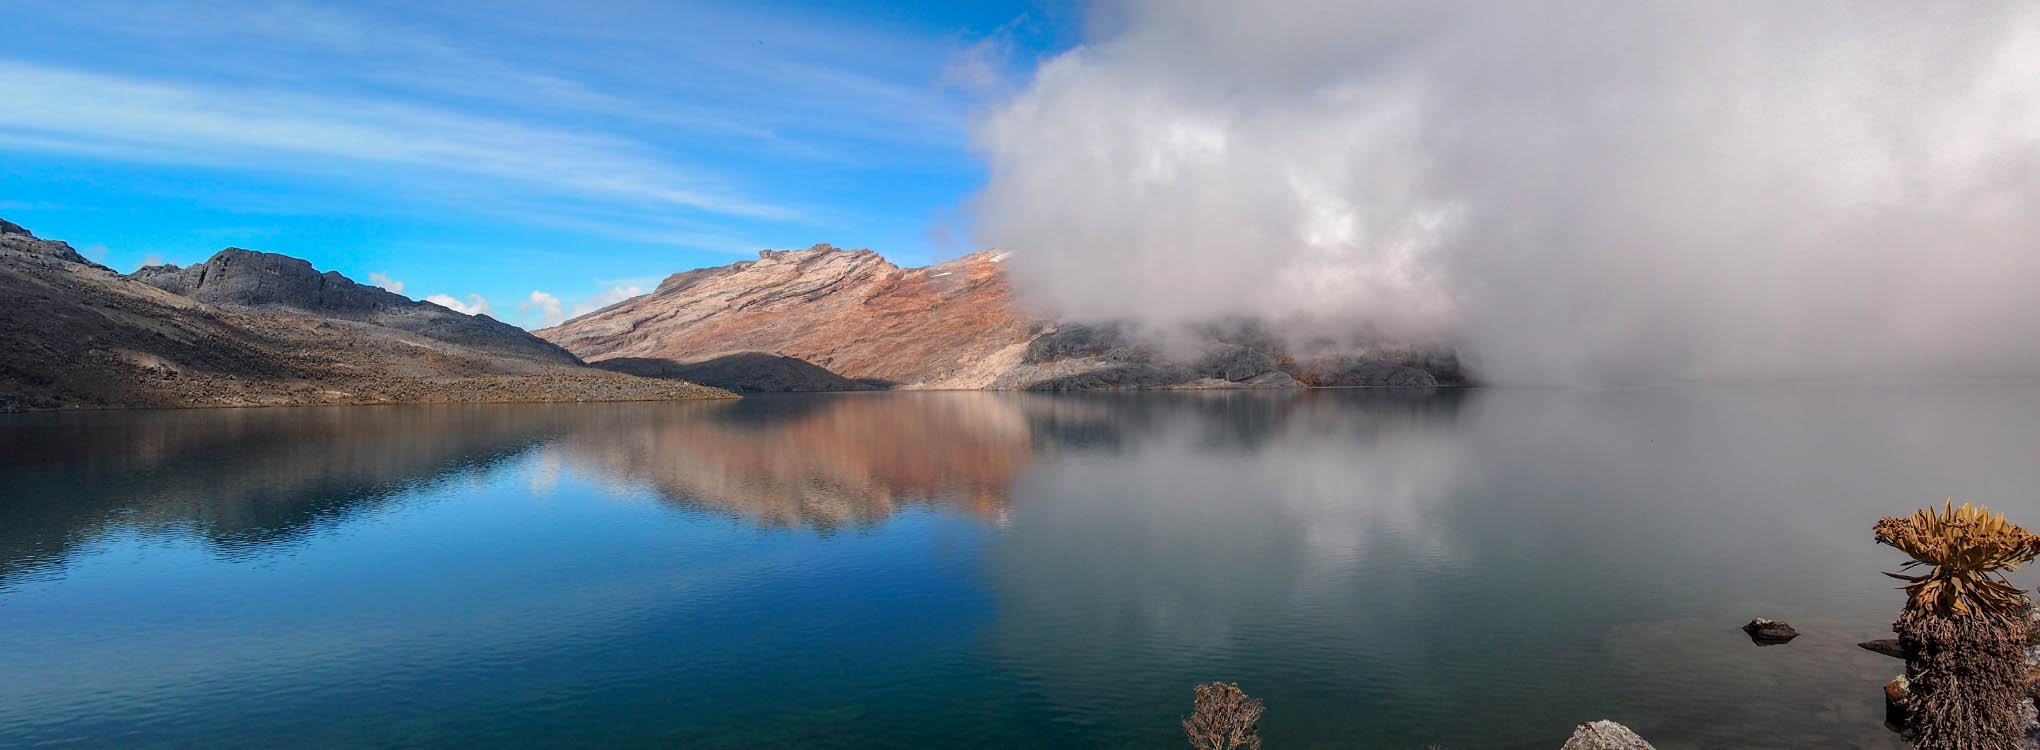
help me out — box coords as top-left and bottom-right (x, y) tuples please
(1183, 682), (1263, 750)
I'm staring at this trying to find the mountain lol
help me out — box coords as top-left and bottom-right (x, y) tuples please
(538, 244), (1462, 390)
(130, 248), (577, 364)
(539, 245), (1036, 388)
(0, 220), (733, 411)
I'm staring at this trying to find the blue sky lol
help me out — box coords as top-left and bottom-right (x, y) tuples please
(2, 0), (1079, 327)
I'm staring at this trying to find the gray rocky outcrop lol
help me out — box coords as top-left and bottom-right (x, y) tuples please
(1000, 322), (1450, 391)
(0, 220), (106, 269)
(1022, 323), (1154, 364)
(998, 359), (1193, 391)
(131, 248), (577, 364)
(1291, 354), (1439, 387)
(1194, 344), (1280, 382)
(1560, 720), (1654, 749)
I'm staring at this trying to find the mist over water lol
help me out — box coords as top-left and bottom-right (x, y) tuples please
(972, 1), (2040, 384)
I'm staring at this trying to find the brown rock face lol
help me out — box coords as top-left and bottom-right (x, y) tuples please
(538, 245), (1039, 389)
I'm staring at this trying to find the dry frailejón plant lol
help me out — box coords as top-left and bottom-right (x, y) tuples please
(1874, 500), (2040, 750)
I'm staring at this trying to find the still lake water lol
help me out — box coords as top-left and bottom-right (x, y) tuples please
(5, 387), (2040, 748)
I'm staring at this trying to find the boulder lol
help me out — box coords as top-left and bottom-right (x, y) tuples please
(1560, 720), (1654, 749)
(1858, 639), (1905, 659)
(1742, 618), (1799, 644)
(1886, 675), (1910, 731)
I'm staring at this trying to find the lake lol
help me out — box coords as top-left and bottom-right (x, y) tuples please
(6, 387), (2039, 748)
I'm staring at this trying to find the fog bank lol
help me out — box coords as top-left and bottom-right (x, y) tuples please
(972, 1), (2040, 384)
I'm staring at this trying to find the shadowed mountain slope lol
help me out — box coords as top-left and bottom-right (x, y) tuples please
(592, 352), (871, 393)
(0, 220), (732, 410)
(131, 248), (578, 364)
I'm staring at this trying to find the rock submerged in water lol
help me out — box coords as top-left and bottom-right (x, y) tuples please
(1560, 720), (1654, 749)
(1858, 638), (1905, 659)
(1885, 674), (1910, 731)
(1742, 618), (1799, 644)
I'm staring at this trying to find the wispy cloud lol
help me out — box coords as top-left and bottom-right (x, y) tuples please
(0, 60), (795, 220)
(2, 0), (1046, 309)
(570, 284), (644, 318)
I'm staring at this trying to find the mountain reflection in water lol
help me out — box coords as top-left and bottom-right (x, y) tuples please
(0, 390), (1454, 579)
(551, 394), (1034, 529)
(10, 387), (2040, 747)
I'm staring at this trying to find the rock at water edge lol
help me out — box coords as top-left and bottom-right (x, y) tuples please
(1560, 720), (1654, 750)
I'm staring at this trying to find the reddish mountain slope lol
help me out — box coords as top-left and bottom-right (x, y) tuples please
(538, 245), (1041, 388)
(539, 243), (1461, 390)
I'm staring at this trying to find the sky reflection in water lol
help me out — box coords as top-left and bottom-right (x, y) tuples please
(7, 388), (2037, 747)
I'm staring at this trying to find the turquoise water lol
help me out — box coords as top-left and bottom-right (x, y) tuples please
(7, 388), (2037, 747)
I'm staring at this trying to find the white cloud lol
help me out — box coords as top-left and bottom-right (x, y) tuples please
(569, 284), (644, 318)
(976, 1), (2040, 384)
(425, 293), (491, 317)
(367, 271), (405, 295)
(520, 290), (566, 327)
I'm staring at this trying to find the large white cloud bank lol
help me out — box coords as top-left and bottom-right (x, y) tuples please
(972, 1), (2040, 384)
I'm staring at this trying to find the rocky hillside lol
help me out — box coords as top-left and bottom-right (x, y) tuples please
(538, 244), (1462, 390)
(539, 245), (1037, 388)
(0, 220), (733, 411)
(131, 248), (576, 364)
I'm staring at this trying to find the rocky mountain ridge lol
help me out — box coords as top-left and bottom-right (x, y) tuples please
(0, 220), (732, 410)
(539, 244), (1462, 391)
(130, 248), (577, 364)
